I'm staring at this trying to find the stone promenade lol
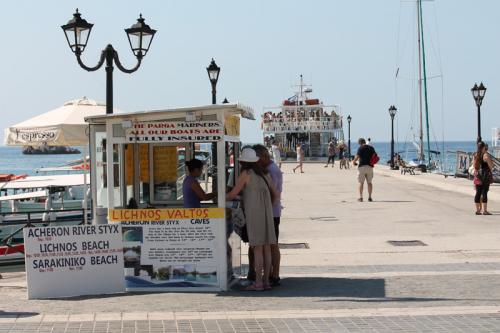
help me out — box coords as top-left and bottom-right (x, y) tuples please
(1, 163), (500, 332)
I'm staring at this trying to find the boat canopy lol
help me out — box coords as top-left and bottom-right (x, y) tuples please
(0, 190), (48, 202)
(0, 174), (89, 190)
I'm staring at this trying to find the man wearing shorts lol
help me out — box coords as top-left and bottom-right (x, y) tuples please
(352, 138), (375, 202)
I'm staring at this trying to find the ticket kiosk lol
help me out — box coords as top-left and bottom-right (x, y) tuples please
(86, 104), (254, 291)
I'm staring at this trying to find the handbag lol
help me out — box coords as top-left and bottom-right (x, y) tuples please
(231, 207), (249, 243)
(369, 152), (380, 167)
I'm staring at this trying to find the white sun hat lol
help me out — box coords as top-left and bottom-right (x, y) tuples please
(239, 147), (259, 162)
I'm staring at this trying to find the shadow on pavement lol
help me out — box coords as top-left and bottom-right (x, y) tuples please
(319, 297), (456, 303)
(226, 277), (385, 298)
(372, 200), (414, 203)
(0, 310), (39, 318)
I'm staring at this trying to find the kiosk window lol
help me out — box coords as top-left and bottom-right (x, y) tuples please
(151, 145), (186, 204)
(95, 134), (121, 208)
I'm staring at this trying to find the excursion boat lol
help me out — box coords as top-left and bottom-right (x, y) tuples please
(0, 174), (89, 213)
(261, 75), (344, 159)
(0, 174), (90, 265)
(22, 145), (81, 155)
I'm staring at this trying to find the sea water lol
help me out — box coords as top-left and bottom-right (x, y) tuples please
(0, 146), (84, 176)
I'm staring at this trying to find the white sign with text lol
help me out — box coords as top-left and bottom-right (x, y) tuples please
(125, 121), (223, 142)
(23, 224), (125, 299)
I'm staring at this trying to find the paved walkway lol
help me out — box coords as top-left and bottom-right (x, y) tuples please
(1, 163), (500, 332)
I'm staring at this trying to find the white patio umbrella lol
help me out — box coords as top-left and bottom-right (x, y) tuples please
(4, 97), (120, 146)
(4, 97), (123, 224)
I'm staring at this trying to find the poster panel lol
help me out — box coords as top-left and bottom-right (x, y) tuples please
(152, 146), (178, 201)
(109, 208), (225, 291)
(23, 225), (125, 299)
(125, 121), (223, 143)
(224, 115), (240, 136)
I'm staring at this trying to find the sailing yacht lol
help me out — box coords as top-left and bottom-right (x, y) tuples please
(396, 0), (443, 171)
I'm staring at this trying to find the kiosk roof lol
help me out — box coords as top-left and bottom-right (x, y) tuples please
(85, 103), (254, 123)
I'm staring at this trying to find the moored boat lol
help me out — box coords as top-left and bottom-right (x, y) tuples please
(0, 174), (90, 264)
(262, 75), (344, 159)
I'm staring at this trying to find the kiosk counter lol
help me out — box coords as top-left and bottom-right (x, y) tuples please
(85, 104), (254, 291)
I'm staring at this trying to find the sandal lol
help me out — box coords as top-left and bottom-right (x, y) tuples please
(483, 211), (492, 215)
(358, 198), (363, 202)
(270, 277), (281, 287)
(245, 283), (264, 291)
(368, 198), (373, 202)
(475, 211), (482, 215)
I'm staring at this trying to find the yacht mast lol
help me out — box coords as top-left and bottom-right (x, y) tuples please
(419, 0), (432, 165)
(417, 0), (424, 161)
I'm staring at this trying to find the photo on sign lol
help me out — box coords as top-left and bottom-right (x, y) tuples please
(196, 266), (218, 284)
(154, 266), (172, 280)
(184, 264), (196, 282)
(123, 245), (141, 268)
(122, 227), (143, 243)
(135, 265), (154, 280)
(172, 265), (187, 280)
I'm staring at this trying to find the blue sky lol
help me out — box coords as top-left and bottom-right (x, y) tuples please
(1, 1), (499, 144)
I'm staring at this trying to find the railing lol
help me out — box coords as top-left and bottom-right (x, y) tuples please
(0, 208), (90, 256)
(263, 118), (341, 133)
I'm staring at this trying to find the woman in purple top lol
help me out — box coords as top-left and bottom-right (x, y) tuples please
(183, 159), (216, 208)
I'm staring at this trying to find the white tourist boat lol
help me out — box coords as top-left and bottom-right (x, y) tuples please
(261, 75), (344, 159)
(0, 174), (90, 264)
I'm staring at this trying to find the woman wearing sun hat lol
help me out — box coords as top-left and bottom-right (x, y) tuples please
(226, 147), (278, 291)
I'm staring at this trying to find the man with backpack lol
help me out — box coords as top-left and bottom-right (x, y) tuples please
(352, 138), (378, 202)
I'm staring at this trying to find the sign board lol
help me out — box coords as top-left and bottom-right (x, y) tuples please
(108, 208), (225, 291)
(125, 121), (223, 143)
(23, 225), (125, 299)
(224, 115), (240, 136)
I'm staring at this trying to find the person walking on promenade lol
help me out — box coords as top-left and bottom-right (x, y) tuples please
(325, 140), (335, 168)
(183, 159), (216, 208)
(271, 141), (282, 169)
(252, 144), (283, 286)
(472, 141), (494, 215)
(226, 148), (278, 291)
(293, 142), (305, 173)
(352, 138), (376, 202)
(338, 141), (348, 169)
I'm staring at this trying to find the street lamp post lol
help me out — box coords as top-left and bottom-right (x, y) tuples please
(471, 82), (487, 143)
(388, 105), (397, 169)
(347, 115), (352, 159)
(62, 9), (156, 115)
(206, 59), (221, 105)
(206, 59), (221, 196)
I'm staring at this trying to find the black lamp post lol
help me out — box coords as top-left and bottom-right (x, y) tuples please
(388, 105), (397, 169)
(206, 59), (221, 105)
(347, 115), (352, 159)
(62, 9), (156, 115)
(471, 82), (487, 143)
(205, 59), (221, 197)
